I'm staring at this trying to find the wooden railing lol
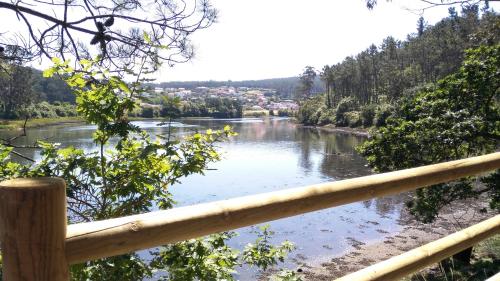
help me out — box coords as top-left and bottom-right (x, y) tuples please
(0, 152), (499, 280)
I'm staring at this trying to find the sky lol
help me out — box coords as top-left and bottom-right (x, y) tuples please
(1, 0), (496, 82)
(153, 0), (484, 82)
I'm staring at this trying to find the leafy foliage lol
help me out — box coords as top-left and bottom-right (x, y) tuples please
(0, 58), (298, 280)
(296, 95), (324, 125)
(360, 104), (376, 127)
(298, 8), (499, 128)
(151, 232), (239, 281)
(270, 269), (303, 281)
(0, 63), (37, 119)
(358, 45), (500, 222)
(335, 97), (358, 127)
(150, 226), (298, 281)
(296, 66), (317, 100)
(242, 225), (296, 271)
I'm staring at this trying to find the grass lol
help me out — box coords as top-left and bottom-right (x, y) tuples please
(403, 234), (500, 281)
(243, 110), (268, 117)
(0, 117), (84, 130)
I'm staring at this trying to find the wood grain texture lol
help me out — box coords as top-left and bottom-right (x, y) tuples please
(335, 215), (500, 281)
(65, 152), (500, 264)
(0, 177), (69, 281)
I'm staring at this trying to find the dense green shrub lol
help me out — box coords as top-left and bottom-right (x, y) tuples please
(360, 104), (376, 127)
(160, 105), (181, 118)
(53, 102), (78, 117)
(344, 111), (361, 127)
(335, 97), (358, 126)
(336, 97), (357, 115)
(243, 110), (267, 117)
(317, 108), (336, 125)
(178, 98), (242, 118)
(0, 101), (77, 120)
(1, 59), (300, 281)
(140, 107), (159, 118)
(374, 104), (393, 127)
(297, 96), (323, 125)
(277, 109), (293, 117)
(29, 102), (58, 118)
(358, 45), (500, 222)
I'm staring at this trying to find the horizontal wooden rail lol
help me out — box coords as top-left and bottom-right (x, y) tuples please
(65, 152), (500, 264)
(335, 215), (500, 281)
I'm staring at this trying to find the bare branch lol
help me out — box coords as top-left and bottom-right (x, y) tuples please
(0, 0), (217, 72)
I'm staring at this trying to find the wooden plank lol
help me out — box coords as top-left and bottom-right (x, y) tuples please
(335, 215), (500, 281)
(65, 152), (500, 264)
(0, 178), (69, 280)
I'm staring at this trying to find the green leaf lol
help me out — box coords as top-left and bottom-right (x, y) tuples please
(51, 57), (62, 65)
(118, 80), (131, 93)
(43, 68), (56, 78)
(143, 31), (152, 44)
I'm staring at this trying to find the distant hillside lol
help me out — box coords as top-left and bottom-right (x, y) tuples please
(152, 77), (325, 98)
(27, 71), (325, 103)
(31, 68), (75, 103)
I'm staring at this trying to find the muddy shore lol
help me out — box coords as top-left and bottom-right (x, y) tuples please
(300, 124), (371, 137)
(293, 196), (494, 280)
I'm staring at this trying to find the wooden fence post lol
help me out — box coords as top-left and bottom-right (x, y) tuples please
(0, 178), (69, 281)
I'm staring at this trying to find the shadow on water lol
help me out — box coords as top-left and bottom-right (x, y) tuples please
(1, 118), (408, 279)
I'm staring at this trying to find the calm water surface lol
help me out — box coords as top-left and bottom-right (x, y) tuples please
(5, 118), (407, 278)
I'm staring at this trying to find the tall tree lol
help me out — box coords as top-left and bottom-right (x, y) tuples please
(320, 65), (333, 108)
(0, 62), (37, 119)
(417, 17), (426, 37)
(297, 66), (317, 100)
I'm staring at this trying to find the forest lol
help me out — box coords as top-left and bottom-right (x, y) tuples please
(295, 3), (500, 238)
(151, 77), (324, 98)
(0, 68), (303, 120)
(297, 6), (499, 127)
(132, 97), (243, 119)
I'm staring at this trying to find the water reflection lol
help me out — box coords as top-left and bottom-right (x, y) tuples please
(1, 118), (408, 279)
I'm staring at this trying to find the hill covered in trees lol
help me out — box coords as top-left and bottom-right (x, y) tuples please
(150, 77), (324, 99)
(298, 6), (499, 127)
(0, 68), (318, 120)
(0, 64), (75, 120)
(296, 5), (500, 231)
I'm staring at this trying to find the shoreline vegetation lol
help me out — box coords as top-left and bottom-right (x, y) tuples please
(0, 5), (497, 279)
(0, 117), (84, 130)
(301, 124), (370, 137)
(0, 115), (373, 140)
(295, 8), (499, 132)
(0, 114), (268, 130)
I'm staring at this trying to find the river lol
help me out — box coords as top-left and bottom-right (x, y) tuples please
(4, 117), (407, 279)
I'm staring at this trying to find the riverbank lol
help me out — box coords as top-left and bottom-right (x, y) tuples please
(0, 116), (280, 130)
(0, 116), (196, 130)
(298, 195), (497, 280)
(301, 124), (370, 137)
(0, 117), (84, 130)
